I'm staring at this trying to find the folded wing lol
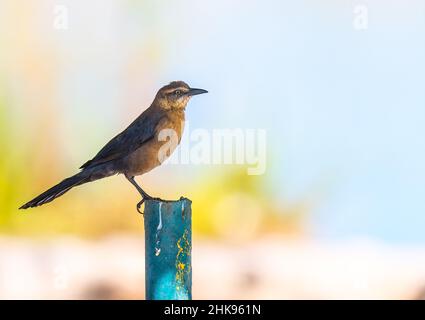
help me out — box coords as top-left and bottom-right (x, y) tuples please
(80, 108), (165, 169)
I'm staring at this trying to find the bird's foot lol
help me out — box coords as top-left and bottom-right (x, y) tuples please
(136, 198), (145, 215)
(136, 195), (162, 214)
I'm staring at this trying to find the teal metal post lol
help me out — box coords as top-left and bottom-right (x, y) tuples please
(144, 197), (192, 300)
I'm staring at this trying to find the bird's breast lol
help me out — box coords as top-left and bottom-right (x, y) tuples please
(125, 112), (185, 176)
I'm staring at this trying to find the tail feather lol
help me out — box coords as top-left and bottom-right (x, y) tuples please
(19, 173), (89, 209)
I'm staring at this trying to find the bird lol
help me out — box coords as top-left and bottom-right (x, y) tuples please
(19, 81), (208, 213)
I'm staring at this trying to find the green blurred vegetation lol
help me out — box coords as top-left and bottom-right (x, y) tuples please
(192, 168), (308, 240)
(0, 92), (26, 229)
(0, 89), (307, 239)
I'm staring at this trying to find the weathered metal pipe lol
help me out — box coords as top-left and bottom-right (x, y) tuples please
(144, 197), (192, 300)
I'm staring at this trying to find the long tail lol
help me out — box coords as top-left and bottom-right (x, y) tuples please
(19, 171), (91, 209)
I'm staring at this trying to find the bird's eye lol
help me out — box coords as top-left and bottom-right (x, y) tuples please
(175, 90), (181, 95)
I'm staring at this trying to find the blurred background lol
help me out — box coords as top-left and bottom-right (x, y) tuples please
(1, 0), (425, 299)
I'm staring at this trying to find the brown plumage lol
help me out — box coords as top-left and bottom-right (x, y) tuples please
(20, 81), (207, 212)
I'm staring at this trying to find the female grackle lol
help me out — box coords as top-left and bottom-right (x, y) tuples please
(19, 81), (207, 213)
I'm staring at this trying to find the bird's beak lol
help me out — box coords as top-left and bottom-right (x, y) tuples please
(186, 88), (208, 96)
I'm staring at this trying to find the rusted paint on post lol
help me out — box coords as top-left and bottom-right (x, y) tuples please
(144, 197), (192, 300)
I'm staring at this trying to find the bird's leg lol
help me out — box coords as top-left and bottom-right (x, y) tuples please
(125, 175), (154, 214)
(126, 175), (151, 198)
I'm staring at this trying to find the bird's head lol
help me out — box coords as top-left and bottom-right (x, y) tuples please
(154, 81), (208, 110)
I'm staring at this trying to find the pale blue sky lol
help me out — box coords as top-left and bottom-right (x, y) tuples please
(163, 0), (425, 243)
